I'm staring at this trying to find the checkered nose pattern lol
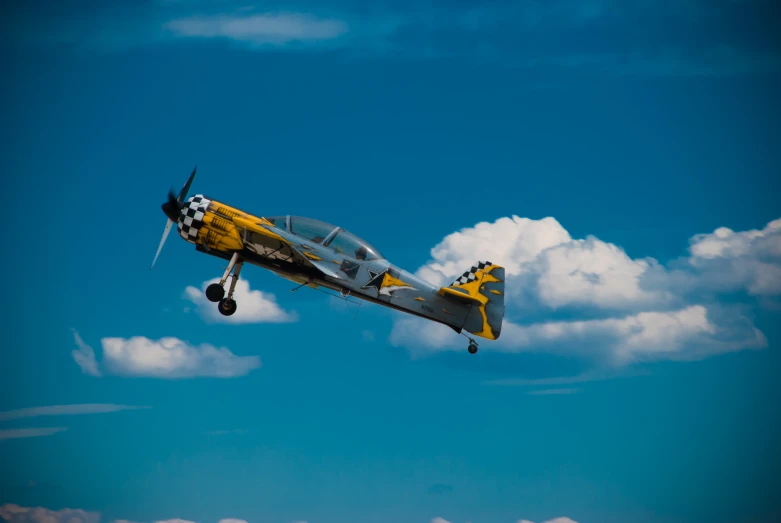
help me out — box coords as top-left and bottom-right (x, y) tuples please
(178, 195), (211, 243)
(452, 261), (492, 286)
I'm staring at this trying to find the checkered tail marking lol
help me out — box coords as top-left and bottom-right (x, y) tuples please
(451, 261), (492, 286)
(178, 194), (211, 242)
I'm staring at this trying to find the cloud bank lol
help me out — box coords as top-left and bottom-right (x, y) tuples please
(70, 331), (261, 379)
(0, 504), (580, 523)
(392, 216), (779, 363)
(184, 278), (298, 324)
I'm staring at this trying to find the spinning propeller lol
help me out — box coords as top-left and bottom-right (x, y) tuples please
(150, 166), (197, 269)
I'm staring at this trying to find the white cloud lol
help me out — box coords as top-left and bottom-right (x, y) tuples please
(101, 336), (260, 378)
(394, 304), (766, 363)
(71, 329), (101, 377)
(415, 215), (669, 310)
(417, 215), (571, 286)
(184, 278), (298, 324)
(0, 404), (148, 422)
(393, 215), (780, 362)
(683, 218), (781, 296)
(0, 427), (67, 441)
(165, 12), (348, 46)
(69, 332), (260, 379)
(532, 237), (670, 309)
(431, 518), (453, 523)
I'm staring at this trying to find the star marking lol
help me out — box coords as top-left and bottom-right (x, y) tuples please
(361, 269), (386, 292)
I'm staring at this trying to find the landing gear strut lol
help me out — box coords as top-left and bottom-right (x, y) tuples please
(204, 252), (243, 316)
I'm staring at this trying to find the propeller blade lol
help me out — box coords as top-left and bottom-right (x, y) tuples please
(150, 219), (174, 269)
(177, 165), (197, 203)
(161, 190), (182, 221)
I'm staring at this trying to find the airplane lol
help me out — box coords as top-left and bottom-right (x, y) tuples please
(151, 167), (504, 354)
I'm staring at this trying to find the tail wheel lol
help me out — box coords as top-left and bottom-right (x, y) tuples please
(218, 298), (237, 316)
(468, 342), (478, 354)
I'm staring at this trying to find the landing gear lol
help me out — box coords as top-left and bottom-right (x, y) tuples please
(460, 332), (479, 354)
(205, 252), (243, 316)
(218, 298), (237, 316)
(205, 283), (225, 302)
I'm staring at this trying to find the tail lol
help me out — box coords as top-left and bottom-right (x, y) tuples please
(441, 261), (505, 340)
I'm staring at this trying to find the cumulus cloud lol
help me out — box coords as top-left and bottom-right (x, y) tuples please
(392, 216), (779, 362)
(69, 331), (260, 379)
(680, 218), (781, 296)
(165, 12), (348, 46)
(0, 428), (67, 441)
(101, 336), (261, 378)
(184, 278), (297, 324)
(0, 404), (148, 422)
(415, 215), (671, 311)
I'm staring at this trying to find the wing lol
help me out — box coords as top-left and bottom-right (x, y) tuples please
(232, 216), (346, 280)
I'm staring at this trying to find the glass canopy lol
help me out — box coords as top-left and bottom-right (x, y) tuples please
(286, 216), (384, 261)
(326, 228), (384, 261)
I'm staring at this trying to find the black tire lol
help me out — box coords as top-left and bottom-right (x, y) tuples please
(218, 298), (237, 316)
(468, 343), (478, 354)
(206, 283), (225, 302)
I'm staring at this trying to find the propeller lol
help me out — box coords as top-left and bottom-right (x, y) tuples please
(150, 166), (197, 269)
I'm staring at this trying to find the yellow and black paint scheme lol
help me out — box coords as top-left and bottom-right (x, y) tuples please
(438, 263), (505, 340)
(168, 189), (503, 353)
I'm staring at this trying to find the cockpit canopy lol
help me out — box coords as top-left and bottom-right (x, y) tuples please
(265, 215), (384, 261)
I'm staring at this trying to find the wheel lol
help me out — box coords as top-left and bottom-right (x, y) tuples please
(468, 342), (478, 354)
(218, 298), (237, 316)
(206, 283), (225, 302)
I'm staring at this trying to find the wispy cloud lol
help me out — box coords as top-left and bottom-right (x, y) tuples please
(527, 388), (582, 396)
(6, 0), (778, 76)
(483, 369), (649, 387)
(0, 427), (67, 441)
(184, 278), (297, 324)
(0, 404), (149, 422)
(71, 329), (101, 377)
(164, 12), (348, 46)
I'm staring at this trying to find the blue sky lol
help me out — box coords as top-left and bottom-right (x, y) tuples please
(1, 1), (780, 523)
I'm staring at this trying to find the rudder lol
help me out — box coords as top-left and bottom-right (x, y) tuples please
(449, 261), (505, 340)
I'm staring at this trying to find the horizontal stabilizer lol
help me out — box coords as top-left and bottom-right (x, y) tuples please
(438, 285), (483, 303)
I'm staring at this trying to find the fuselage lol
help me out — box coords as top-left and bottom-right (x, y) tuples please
(173, 194), (476, 333)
